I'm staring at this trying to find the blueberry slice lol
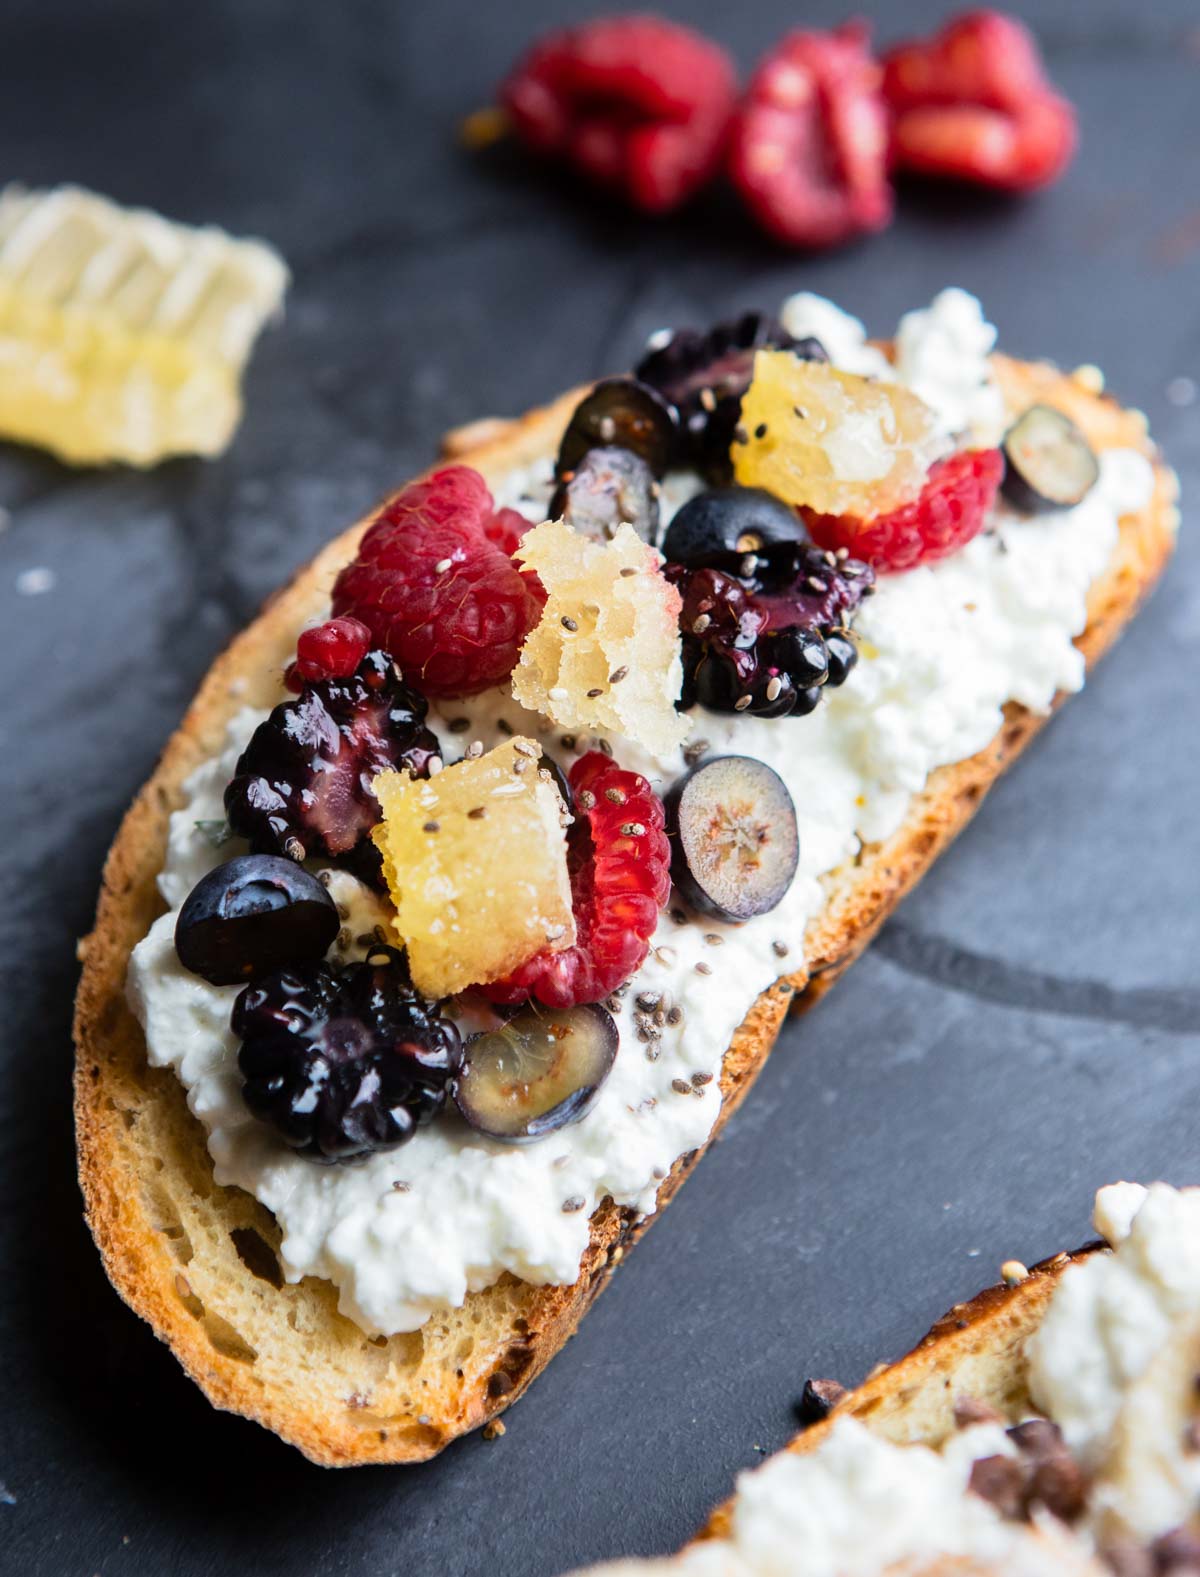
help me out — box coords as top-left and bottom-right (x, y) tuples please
(454, 1003), (618, 1144)
(662, 487), (802, 569)
(1001, 404), (1100, 514)
(557, 378), (679, 480)
(665, 756), (798, 923)
(175, 854), (340, 986)
(549, 445), (661, 545)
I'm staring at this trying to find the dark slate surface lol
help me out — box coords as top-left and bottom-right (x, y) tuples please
(2, 1), (1198, 1573)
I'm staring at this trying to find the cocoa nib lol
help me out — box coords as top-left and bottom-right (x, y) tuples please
(795, 1377), (847, 1427)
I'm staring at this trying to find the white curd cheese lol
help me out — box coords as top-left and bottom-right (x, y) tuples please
(127, 294), (1156, 1336)
(1028, 1182), (1200, 1543)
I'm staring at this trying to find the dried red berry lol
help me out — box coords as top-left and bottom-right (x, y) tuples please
(331, 467), (545, 699)
(284, 616), (372, 692)
(500, 15), (738, 213)
(804, 448), (1004, 573)
(728, 23), (892, 250)
(882, 11), (1077, 192)
(483, 752), (671, 1009)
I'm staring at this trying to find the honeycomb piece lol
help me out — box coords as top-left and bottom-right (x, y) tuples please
(0, 184), (288, 466)
(372, 738), (575, 999)
(512, 519), (690, 758)
(733, 350), (948, 517)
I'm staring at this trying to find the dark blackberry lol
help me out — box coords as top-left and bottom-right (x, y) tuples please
(225, 650), (438, 887)
(233, 945), (462, 1164)
(665, 545), (873, 719)
(636, 312), (827, 482)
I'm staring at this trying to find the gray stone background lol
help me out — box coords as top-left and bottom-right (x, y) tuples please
(1, 1), (1197, 1572)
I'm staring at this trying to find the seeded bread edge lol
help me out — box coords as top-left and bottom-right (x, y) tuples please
(73, 356), (1178, 1465)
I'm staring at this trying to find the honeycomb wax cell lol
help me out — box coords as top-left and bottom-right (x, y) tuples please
(734, 351), (947, 517)
(373, 738), (575, 999)
(512, 518), (690, 757)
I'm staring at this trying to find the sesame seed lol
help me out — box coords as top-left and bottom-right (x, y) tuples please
(434, 557), (452, 573)
(807, 576), (826, 593)
(427, 755), (444, 776)
(587, 687), (604, 698)
(704, 932), (724, 946)
(608, 666), (628, 684)
(692, 614), (712, 635)
(465, 740), (484, 759)
(699, 387), (716, 412)
(619, 566), (637, 577)
(1001, 1260), (1029, 1286)
(765, 676), (783, 702)
(284, 836), (305, 862)
(691, 1071), (713, 1087)
(734, 694), (753, 712)
(513, 739), (538, 757)
(835, 546), (849, 560)
(392, 1180), (411, 1192)
(561, 615), (578, 631)
(423, 820), (440, 833)
(513, 757), (529, 773)
(562, 1195), (586, 1213)
(654, 946), (676, 966)
(467, 806), (486, 819)
(772, 940), (789, 958)
(671, 1078), (692, 1096)
(548, 686), (569, 702)
(695, 961), (713, 975)
(604, 786), (627, 804)
(545, 923), (567, 941)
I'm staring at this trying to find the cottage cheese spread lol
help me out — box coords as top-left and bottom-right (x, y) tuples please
(1028, 1182), (1200, 1542)
(127, 292), (1156, 1336)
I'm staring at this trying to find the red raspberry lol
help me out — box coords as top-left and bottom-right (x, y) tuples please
(882, 11), (1077, 192)
(728, 23), (892, 250)
(500, 16), (737, 214)
(804, 448), (1003, 574)
(331, 467), (545, 699)
(284, 616), (372, 692)
(484, 752), (671, 1009)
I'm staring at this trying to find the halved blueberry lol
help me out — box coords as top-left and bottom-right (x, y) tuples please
(454, 1002), (618, 1143)
(665, 756), (799, 922)
(549, 444), (660, 545)
(662, 487), (802, 569)
(175, 854), (340, 986)
(556, 378), (679, 481)
(1001, 404), (1100, 514)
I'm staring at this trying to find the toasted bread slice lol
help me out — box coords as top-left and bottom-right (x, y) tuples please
(73, 355), (1179, 1465)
